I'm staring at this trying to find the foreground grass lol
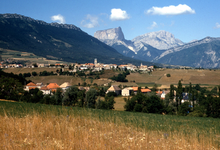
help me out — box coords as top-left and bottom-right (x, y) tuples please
(0, 101), (220, 149)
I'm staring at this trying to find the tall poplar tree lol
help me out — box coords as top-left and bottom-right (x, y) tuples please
(177, 80), (183, 109)
(169, 84), (174, 101)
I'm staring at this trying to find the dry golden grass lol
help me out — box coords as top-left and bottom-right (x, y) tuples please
(0, 99), (17, 102)
(25, 76), (113, 86)
(3, 67), (58, 74)
(127, 69), (220, 88)
(26, 76), (75, 85)
(114, 97), (126, 111)
(99, 70), (119, 78)
(1, 48), (67, 65)
(0, 111), (217, 150)
(127, 72), (161, 83)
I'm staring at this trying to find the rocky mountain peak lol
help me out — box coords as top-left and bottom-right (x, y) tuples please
(94, 27), (125, 41)
(132, 30), (184, 50)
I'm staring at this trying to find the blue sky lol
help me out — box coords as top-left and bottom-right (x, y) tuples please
(1, 0), (220, 42)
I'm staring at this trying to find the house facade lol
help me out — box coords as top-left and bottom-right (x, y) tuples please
(106, 85), (121, 95)
(60, 82), (71, 92)
(122, 87), (134, 96)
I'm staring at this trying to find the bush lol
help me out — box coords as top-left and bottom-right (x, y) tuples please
(86, 89), (97, 108)
(166, 74), (171, 77)
(134, 104), (142, 112)
(178, 102), (191, 116)
(106, 92), (117, 97)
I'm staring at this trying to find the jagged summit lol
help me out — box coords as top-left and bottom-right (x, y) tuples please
(94, 27), (125, 41)
(132, 30), (184, 50)
(0, 13), (81, 31)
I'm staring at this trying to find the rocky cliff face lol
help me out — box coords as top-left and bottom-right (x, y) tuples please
(94, 27), (171, 62)
(132, 30), (184, 50)
(94, 27), (125, 41)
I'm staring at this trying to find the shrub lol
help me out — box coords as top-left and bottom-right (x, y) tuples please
(134, 104), (142, 112)
(166, 74), (171, 77)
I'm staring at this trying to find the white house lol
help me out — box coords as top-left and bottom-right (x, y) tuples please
(40, 86), (51, 95)
(122, 87), (134, 96)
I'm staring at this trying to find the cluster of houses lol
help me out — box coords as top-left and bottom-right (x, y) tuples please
(24, 82), (93, 95)
(72, 59), (154, 72)
(24, 82), (167, 100)
(107, 85), (167, 99)
(24, 82), (195, 104)
(24, 82), (71, 94)
(1, 58), (154, 72)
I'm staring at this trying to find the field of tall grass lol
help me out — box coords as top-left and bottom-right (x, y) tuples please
(1, 101), (220, 149)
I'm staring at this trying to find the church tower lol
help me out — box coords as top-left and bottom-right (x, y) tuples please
(94, 58), (97, 65)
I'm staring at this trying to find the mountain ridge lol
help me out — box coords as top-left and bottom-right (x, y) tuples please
(94, 27), (220, 68)
(1, 13), (82, 31)
(132, 30), (184, 50)
(152, 37), (220, 68)
(0, 13), (157, 66)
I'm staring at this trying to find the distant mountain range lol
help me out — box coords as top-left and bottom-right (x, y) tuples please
(94, 27), (220, 68)
(154, 37), (220, 68)
(0, 13), (157, 66)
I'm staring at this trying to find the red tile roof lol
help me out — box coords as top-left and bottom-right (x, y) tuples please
(29, 87), (36, 90)
(141, 89), (151, 93)
(156, 91), (163, 94)
(47, 83), (60, 89)
(40, 86), (50, 90)
(131, 87), (138, 91)
(27, 82), (36, 86)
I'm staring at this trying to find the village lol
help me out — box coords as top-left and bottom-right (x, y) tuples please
(1, 58), (198, 104)
(0, 58), (154, 72)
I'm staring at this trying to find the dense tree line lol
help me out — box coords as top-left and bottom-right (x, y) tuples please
(124, 80), (220, 118)
(167, 81), (220, 117)
(110, 70), (130, 82)
(18, 86), (114, 110)
(0, 70), (30, 100)
(0, 69), (28, 85)
(124, 92), (164, 113)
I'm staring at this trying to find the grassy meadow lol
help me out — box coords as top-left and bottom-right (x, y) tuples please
(1, 101), (220, 149)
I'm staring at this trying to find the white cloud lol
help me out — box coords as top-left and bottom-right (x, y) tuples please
(214, 23), (220, 29)
(110, 8), (130, 21)
(148, 21), (158, 29)
(51, 14), (65, 24)
(146, 4), (195, 15)
(81, 14), (99, 28)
